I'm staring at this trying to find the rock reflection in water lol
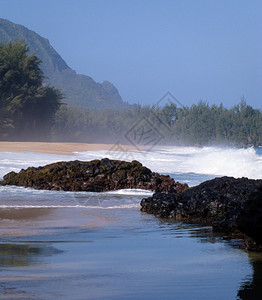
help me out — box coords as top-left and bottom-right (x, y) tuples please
(0, 243), (62, 267)
(158, 219), (262, 300)
(159, 220), (227, 245)
(0, 242), (62, 298)
(237, 252), (262, 300)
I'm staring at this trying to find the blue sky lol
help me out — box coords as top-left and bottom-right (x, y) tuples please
(1, 0), (262, 108)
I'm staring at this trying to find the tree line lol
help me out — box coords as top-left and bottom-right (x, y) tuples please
(0, 41), (261, 147)
(53, 100), (262, 147)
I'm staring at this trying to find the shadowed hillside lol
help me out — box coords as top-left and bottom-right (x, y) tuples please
(0, 18), (127, 110)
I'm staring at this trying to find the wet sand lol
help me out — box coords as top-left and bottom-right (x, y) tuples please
(0, 142), (141, 155)
(0, 207), (110, 239)
(0, 207), (53, 220)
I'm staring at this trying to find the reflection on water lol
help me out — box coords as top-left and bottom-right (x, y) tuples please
(237, 252), (262, 300)
(1, 148), (262, 298)
(160, 220), (262, 300)
(158, 219), (237, 246)
(0, 243), (62, 267)
(0, 242), (63, 299)
(142, 218), (262, 300)
(0, 207), (260, 299)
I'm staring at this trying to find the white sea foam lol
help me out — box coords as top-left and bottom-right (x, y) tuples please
(107, 189), (153, 196)
(185, 147), (262, 178)
(0, 183), (146, 208)
(0, 185), (152, 197)
(1, 146), (261, 180)
(0, 152), (71, 179)
(74, 146), (262, 179)
(0, 147), (261, 208)
(0, 204), (140, 209)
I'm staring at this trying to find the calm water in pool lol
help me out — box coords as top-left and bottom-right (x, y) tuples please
(0, 147), (262, 299)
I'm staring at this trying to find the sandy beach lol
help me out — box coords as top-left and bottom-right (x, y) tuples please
(0, 141), (139, 155)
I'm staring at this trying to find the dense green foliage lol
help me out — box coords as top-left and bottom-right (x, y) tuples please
(0, 38), (261, 146)
(53, 100), (262, 147)
(0, 18), (68, 78)
(0, 41), (62, 140)
(0, 18), (127, 110)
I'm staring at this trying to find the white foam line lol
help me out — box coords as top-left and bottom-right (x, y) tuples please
(0, 204), (140, 209)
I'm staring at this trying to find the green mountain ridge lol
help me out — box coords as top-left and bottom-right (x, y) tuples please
(0, 18), (127, 110)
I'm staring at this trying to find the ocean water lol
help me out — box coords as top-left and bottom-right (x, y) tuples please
(0, 146), (262, 299)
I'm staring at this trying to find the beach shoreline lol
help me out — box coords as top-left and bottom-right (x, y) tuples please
(0, 141), (141, 155)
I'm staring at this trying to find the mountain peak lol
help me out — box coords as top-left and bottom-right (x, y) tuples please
(0, 18), (127, 110)
(0, 18), (69, 76)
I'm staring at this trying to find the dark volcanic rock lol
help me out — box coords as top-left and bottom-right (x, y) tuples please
(141, 176), (262, 250)
(0, 158), (188, 193)
(140, 192), (178, 218)
(237, 187), (262, 250)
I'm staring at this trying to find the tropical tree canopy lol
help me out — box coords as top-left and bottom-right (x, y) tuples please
(0, 41), (62, 140)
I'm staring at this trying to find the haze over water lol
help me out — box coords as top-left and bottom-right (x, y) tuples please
(0, 146), (262, 299)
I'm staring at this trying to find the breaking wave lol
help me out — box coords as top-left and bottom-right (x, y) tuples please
(75, 146), (262, 179)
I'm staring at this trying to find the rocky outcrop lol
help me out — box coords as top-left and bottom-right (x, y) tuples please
(2, 159), (261, 250)
(0, 158), (188, 193)
(237, 187), (262, 250)
(141, 176), (262, 250)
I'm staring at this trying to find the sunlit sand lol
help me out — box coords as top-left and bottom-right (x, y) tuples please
(0, 142), (141, 155)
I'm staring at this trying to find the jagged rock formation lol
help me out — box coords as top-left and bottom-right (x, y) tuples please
(141, 176), (262, 251)
(0, 158), (188, 193)
(2, 157), (262, 251)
